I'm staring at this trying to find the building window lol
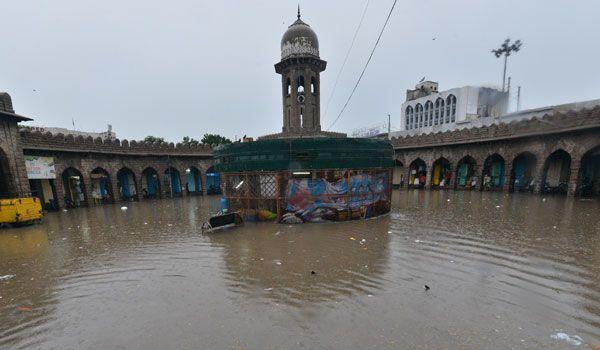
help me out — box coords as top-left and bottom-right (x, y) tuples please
(416, 103), (423, 128)
(311, 77), (317, 95)
(297, 76), (305, 93)
(405, 106), (413, 130)
(286, 78), (291, 96)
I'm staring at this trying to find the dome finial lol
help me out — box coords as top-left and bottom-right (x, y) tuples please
(297, 4), (301, 19)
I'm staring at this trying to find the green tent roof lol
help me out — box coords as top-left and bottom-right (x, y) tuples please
(214, 137), (393, 173)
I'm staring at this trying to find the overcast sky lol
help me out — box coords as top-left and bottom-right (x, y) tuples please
(2, 0), (599, 142)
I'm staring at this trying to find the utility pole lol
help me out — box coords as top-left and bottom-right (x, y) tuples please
(492, 38), (523, 92)
(517, 86), (521, 111)
(507, 77), (511, 111)
(387, 114), (391, 140)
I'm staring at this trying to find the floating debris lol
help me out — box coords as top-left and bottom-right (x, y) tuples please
(550, 331), (583, 346)
(349, 237), (356, 241)
(424, 285), (430, 291)
(0, 274), (16, 281)
(264, 287), (273, 291)
(120, 206), (128, 210)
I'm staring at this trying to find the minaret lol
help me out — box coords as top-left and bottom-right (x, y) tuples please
(275, 9), (327, 135)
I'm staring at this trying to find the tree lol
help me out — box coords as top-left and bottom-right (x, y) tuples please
(181, 136), (200, 146)
(143, 136), (166, 144)
(201, 133), (232, 147)
(492, 38), (523, 92)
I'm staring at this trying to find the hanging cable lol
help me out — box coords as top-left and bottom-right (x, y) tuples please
(327, 0), (398, 131)
(322, 0), (371, 121)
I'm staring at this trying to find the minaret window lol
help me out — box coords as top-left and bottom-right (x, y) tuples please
(311, 77), (317, 94)
(286, 78), (291, 95)
(297, 76), (305, 93)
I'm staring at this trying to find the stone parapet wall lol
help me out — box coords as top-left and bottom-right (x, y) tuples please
(20, 130), (213, 157)
(391, 106), (600, 150)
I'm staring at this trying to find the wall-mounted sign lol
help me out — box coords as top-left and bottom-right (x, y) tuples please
(25, 156), (56, 179)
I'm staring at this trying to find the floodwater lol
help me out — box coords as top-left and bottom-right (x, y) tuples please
(1, 191), (599, 350)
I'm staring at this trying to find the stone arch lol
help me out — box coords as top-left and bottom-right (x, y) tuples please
(541, 149), (571, 195)
(141, 167), (161, 199)
(0, 147), (12, 198)
(482, 153), (505, 190)
(90, 167), (114, 204)
(164, 166), (183, 197)
(184, 166), (202, 195)
(62, 167), (87, 207)
(510, 152), (537, 193)
(455, 155), (477, 189)
(310, 76), (317, 95)
(431, 157), (452, 188)
(408, 158), (427, 189)
(116, 167), (138, 201)
(577, 145), (600, 197)
(393, 159), (405, 188)
(205, 165), (221, 195)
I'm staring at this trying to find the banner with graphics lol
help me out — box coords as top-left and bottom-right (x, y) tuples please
(25, 156), (56, 179)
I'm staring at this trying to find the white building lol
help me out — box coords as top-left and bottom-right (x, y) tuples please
(399, 81), (508, 135)
(26, 124), (116, 140)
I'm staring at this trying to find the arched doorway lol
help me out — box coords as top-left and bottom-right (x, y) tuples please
(408, 159), (427, 189)
(185, 166), (202, 195)
(90, 167), (113, 204)
(164, 167), (182, 197)
(117, 167), (138, 201)
(0, 147), (11, 198)
(62, 167), (86, 207)
(392, 159), (405, 188)
(577, 146), (600, 197)
(510, 152), (537, 192)
(206, 166), (221, 195)
(482, 154), (505, 191)
(431, 157), (452, 189)
(455, 156), (477, 190)
(542, 149), (571, 195)
(141, 167), (160, 199)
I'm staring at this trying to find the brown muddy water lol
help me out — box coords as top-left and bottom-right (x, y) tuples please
(0, 190), (599, 350)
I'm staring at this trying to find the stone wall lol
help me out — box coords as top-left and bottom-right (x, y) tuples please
(391, 106), (600, 196)
(20, 130), (213, 156)
(18, 130), (215, 208)
(0, 118), (30, 197)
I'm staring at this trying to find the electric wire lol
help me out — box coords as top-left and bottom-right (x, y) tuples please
(327, 0), (399, 130)
(322, 0), (371, 121)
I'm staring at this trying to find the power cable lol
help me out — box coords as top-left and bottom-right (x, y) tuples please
(322, 0), (371, 121)
(327, 0), (399, 130)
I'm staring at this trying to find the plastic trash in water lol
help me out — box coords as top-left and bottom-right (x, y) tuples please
(0, 274), (15, 281)
(550, 331), (583, 346)
(120, 206), (128, 210)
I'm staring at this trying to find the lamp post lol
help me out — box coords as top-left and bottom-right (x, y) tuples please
(492, 38), (522, 92)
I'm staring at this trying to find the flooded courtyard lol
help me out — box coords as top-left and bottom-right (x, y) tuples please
(1, 190), (599, 349)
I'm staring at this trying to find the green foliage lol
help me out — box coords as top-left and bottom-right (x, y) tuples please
(201, 133), (232, 147)
(143, 135), (166, 144)
(181, 136), (200, 146)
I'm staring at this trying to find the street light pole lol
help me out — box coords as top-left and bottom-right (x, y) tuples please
(492, 38), (523, 92)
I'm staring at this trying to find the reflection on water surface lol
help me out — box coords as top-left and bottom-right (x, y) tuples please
(1, 191), (599, 349)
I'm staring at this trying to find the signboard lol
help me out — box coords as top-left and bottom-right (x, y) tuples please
(25, 156), (56, 179)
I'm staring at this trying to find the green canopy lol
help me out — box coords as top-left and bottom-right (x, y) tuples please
(214, 137), (393, 173)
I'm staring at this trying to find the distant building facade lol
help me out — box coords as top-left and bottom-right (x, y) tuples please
(400, 81), (508, 134)
(26, 124), (116, 141)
